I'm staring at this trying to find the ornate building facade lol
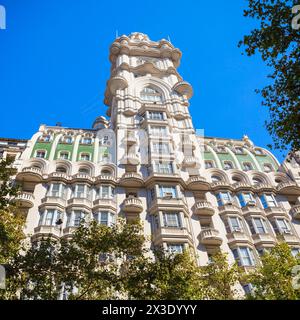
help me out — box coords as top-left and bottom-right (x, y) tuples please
(5, 33), (300, 293)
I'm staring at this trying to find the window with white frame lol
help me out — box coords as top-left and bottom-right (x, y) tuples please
(223, 161), (234, 170)
(167, 243), (184, 254)
(93, 211), (115, 226)
(177, 120), (185, 129)
(291, 248), (300, 257)
(248, 217), (267, 234)
(47, 183), (66, 198)
(238, 193), (255, 207)
(263, 163), (274, 173)
(231, 247), (255, 266)
(68, 210), (86, 227)
(80, 153), (91, 161)
(163, 212), (181, 228)
(39, 209), (62, 226)
(148, 111), (164, 120)
(59, 151), (70, 160)
(243, 162), (253, 171)
(260, 194), (277, 208)
(235, 147), (244, 154)
(62, 136), (73, 144)
(152, 142), (170, 155)
(35, 150), (46, 158)
(227, 216), (243, 233)
(216, 192), (232, 206)
(154, 161), (173, 174)
(271, 218), (292, 234)
(81, 137), (92, 145)
(96, 185), (114, 199)
(140, 87), (162, 102)
(159, 185), (177, 198)
(73, 184), (91, 199)
(150, 126), (167, 136)
(205, 160), (215, 169)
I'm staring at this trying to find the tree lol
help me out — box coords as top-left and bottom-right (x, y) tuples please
(6, 219), (146, 300)
(0, 158), (25, 264)
(239, 0), (300, 152)
(200, 252), (242, 300)
(245, 242), (300, 300)
(124, 249), (204, 300)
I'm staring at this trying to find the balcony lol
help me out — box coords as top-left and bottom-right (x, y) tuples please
(210, 181), (234, 191)
(291, 205), (300, 220)
(233, 182), (253, 192)
(186, 175), (210, 191)
(93, 198), (117, 211)
(32, 225), (61, 240)
(264, 206), (287, 218)
(181, 137), (196, 150)
(119, 172), (144, 187)
(276, 181), (300, 195)
(277, 231), (300, 245)
(121, 153), (140, 166)
(173, 110), (186, 120)
(16, 192), (35, 208)
(122, 196), (143, 215)
(17, 167), (43, 183)
(152, 227), (193, 245)
(199, 228), (223, 246)
(145, 171), (182, 186)
(182, 156), (200, 168)
(226, 229), (252, 245)
(254, 183), (276, 193)
(241, 204), (264, 217)
(67, 197), (92, 210)
(193, 200), (214, 216)
(218, 203), (241, 216)
(40, 195), (67, 209)
(149, 197), (187, 213)
(95, 175), (117, 185)
(47, 172), (71, 183)
(62, 226), (78, 238)
(252, 233), (276, 246)
(72, 173), (94, 183)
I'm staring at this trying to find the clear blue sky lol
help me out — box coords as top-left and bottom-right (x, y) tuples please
(0, 0), (284, 161)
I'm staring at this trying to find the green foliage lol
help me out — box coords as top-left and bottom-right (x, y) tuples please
(125, 249), (204, 300)
(245, 243), (300, 300)
(239, 0), (300, 152)
(200, 252), (242, 300)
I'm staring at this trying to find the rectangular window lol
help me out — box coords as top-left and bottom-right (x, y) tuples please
(260, 194), (277, 208)
(73, 211), (85, 226)
(276, 218), (291, 233)
(232, 247), (255, 266)
(150, 126), (167, 136)
(75, 185), (85, 198)
(51, 183), (61, 197)
(159, 186), (177, 198)
(229, 217), (242, 232)
(205, 161), (215, 169)
(216, 192), (232, 206)
(155, 162), (173, 174)
(153, 142), (170, 155)
(253, 218), (266, 234)
(149, 112), (164, 120)
(98, 185), (113, 199)
(45, 209), (55, 226)
(59, 152), (69, 160)
(168, 244), (184, 254)
(36, 150), (46, 158)
(163, 212), (181, 228)
(238, 193), (254, 207)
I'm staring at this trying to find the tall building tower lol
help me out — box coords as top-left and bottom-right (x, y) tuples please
(9, 33), (300, 289)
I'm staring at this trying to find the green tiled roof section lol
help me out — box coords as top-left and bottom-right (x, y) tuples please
(254, 153), (279, 170)
(76, 144), (95, 162)
(235, 154), (258, 170)
(217, 152), (237, 169)
(31, 141), (53, 159)
(54, 143), (74, 160)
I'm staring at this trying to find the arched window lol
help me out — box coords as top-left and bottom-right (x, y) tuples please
(140, 86), (162, 102)
(78, 167), (90, 175)
(56, 166), (67, 173)
(211, 175), (222, 182)
(252, 177), (263, 185)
